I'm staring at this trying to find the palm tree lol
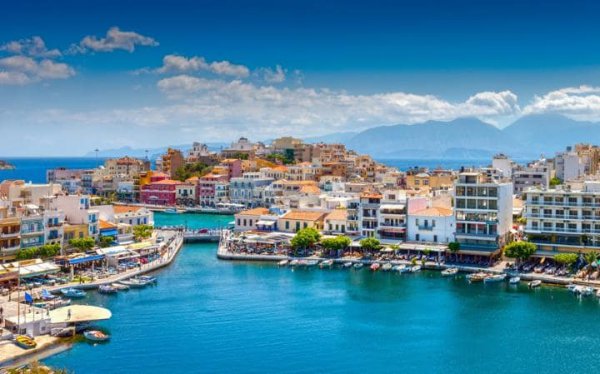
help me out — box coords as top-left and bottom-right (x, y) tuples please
(584, 251), (599, 272)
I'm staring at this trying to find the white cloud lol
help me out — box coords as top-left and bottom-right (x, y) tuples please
(0, 36), (61, 58)
(154, 54), (250, 78)
(70, 27), (158, 53)
(258, 65), (286, 83)
(523, 85), (600, 121)
(0, 55), (75, 85)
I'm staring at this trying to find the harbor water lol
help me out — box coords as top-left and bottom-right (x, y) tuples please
(43, 213), (600, 373)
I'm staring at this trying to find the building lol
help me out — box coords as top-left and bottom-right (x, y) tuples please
(554, 146), (585, 182)
(358, 192), (381, 238)
(103, 156), (149, 179)
(512, 163), (550, 195)
(407, 206), (455, 244)
(20, 208), (45, 249)
(405, 169), (455, 191)
(0, 211), (21, 260)
(229, 173), (274, 208)
(159, 148), (185, 179)
(197, 174), (229, 207)
(524, 181), (600, 254)
(222, 137), (256, 159)
(491, 154), (514, 179)
(234, 207), (272, 231)
(140, 179), (182, 206)
(277, 210), (326, 233)
(112, 205), (153, 226)
(323, 209), (348, 235)
(175, 183), (196, 206)
(50, 195), (97, 239)
(453, 172), (513, 261)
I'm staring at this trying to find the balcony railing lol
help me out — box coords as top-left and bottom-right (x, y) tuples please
(0, 232), (20, 239)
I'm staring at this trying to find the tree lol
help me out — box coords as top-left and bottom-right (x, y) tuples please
(69, 237), (95, 252)
(174, 162), (212, 181)
(133, 224), (154, 241)
(15, 244), (61, 260)
(554, 253), (578, 269)
(583, 251), (599, 270)
(359, 237), (381, 253)
(290, 227), (321, 254)
(320, 236), (351, 255)
(503, 241), (537, 263)
(516, 217), (527, 225)
(448, 241), (460, 253)
(549, 177), (562, 187)
(99, 236), (115, 248)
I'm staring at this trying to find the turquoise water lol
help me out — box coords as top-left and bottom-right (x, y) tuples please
(44, 213), (600, 373)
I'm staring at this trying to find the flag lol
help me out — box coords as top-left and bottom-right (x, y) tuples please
(24, 292), (33, 304)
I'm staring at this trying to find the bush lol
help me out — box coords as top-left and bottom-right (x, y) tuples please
(291, 227), (321, 250)
(359, 237), (381, 252)
(504, 241), (537, 261)
(15, 244), (61, 260)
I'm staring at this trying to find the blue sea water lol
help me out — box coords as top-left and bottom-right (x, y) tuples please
(0, 158), (104, 184)
(43, 213), (600, 373)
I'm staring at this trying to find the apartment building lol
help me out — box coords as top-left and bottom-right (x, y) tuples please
(407, 206), (455, 244)
(229, 173), (274, 208)
(50, 195), (98, 238)
(0, 208), (21, 260)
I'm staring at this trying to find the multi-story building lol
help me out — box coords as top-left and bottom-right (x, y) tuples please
(277, 210), (326, 233)
(523, 181), (600, 253)
(512, 162), (551, 195)
(554, 146), (585, 182)
(453, 172), (513, 260)
(324, 209), (348, 235)
(20, 208), (45, 249)
(229, 173), (274, 208)
(405, 169), (455, 191)
(0, 208), (21, 260)
(159, 148), (185, 179)
(176, 184), (196, 206)
(407, 206), (455, 244)
(140, 179), (182, 206)
(346, 198), (360, 236)
(359, 192), (381, 237)
(103, 156), (149, 179)
(50, 195), (96, 239)
(197, 174), (229, 207)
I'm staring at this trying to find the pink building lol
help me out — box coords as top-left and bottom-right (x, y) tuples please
(140, 179), (182, 206)
(220, 159), (242, 179)
(197, 174), (229, 207)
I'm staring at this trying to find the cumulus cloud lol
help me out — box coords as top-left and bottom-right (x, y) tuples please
(154, 54), (250, 78)
(0, 55), (75, 85)
(0, 36), (61, 58)
(257, 65), (286, 83)
(69, 27), (158, 53)
(522, 85), (600, 121)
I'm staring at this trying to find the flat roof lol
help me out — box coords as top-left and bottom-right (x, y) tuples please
(49, 305), (112, 324)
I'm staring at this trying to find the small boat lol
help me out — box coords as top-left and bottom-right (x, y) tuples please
(509, 276), (521, 285)
(163, 208), (179, 214)
(118, 278), (147, 288)
(441, 268), (459, 276)
(137, 275), (157, 284)
(343, 262), (354, 268)
(396, 265), (410, 273)
(484, 274), (506, 283)
(15, 335), (36, 349)
(467, 272), (488, 283)
(381, 263), (393, 271)
(98, 285), (118, 294)
(320, 259), (334, 268)
(567, 284), (578, 292)
(578, 286), (595, 296)
(278, 260), (289, 267)
(60, 288), (86, 298)
(410, 265), (422, 273)
(83, 330), (110, 342)
(305, 260), (319, 267)
(353, 263), (364, 270)
(111, 283), (129, 291)
(370, 263), (381, 271)
(289, 259), (299, 267)
(528, 280), (542, 288)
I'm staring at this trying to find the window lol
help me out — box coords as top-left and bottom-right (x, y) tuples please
(433, 235), (438, 242)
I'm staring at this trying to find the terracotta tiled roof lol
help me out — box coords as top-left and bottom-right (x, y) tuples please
(99, 220), (117, 229)
(113, 205), (142, 214)
(300, 185), (321, 194)
(153, 179), (183, 185)
(325, 209), (347, 221)
(237, 208), (270, 216)
(281, 210), (326, 221)
(411, 207), (453, 217)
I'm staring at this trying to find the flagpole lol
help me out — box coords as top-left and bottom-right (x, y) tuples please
(16, 261), (20, 334)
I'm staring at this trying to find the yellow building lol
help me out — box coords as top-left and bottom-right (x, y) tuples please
(0, 216), (21, 260)
(277, 210), (326, 233)
(406, 171), (455, 190)
(63, 223), (89, 242)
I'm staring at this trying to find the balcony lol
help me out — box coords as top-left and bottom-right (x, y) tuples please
(455, 231), (497, 240)
(417, 225), (435, 231)
(0, 232), (20, 239)
(0, 245), (20, 255)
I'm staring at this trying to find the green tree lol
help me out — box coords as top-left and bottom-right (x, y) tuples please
(516, 217), (527, 225)
(133, 224), (154, 241)
(549, 177), (562, 187)
(503, 241), (537, 263)
(359, 237), (381, 253)
(15, 244), (61, 260)
(99, 236), (115, 248)
(174, 162), (212, 181)
(320, 236), (351, 254)
(69, 237), (95, 252)
(554, 253), (578, 269)
(584, 251), (599, 270)
(448, 241), (460, 253)
(290, 228), (321, 254)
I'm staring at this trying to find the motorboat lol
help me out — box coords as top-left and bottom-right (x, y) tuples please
(289, 260), (299, 267)
(278, 260), (289, 267)
(528, 280), (542, 288)
(83, 330), (110, 342)
(441, 268), (459, 276)
(581, 286), (595, 296)
(370, 263), (381, 271)
(509, 276), (521, 285)
(305, 260), (319, 267)
(484, 274), (507, 283)
(15, 335), (36, 349)
(98, 285), (118, 294)
(137, 275), (157, 284)
(410, 265), (422, 273)
(343, 262), (354, 268)
(111, 283), (130, 291)
(467, 272), (488, 283)
(381, 263), (393, 272)
(60, 288), (86, 298)
(353, 263), (364, 270)
(567, 284), (578, 292)
(320, 259), (334, 268)
(118, 278), (147, 288)
(163, 208), (179, 214)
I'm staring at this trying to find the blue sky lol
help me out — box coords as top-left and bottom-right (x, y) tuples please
(2, 0), (600, 155)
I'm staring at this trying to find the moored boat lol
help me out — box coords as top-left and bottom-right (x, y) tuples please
(343, 262), (353, 268)
(118, 278), (147, 288)
(441, 267), (459, 276)
(15, 335), (36, 349)
(381, 263), (392, 271)
(320, 259), (334, 268)
(289, 259), (299, 267)
(83, 330), (110, 342)
(60, 288), (86, 298)
(305, 260), (319, 267)
(353, 263), (364, 270)
(111, 283), (129, 291)
(138, 275), (157, 284)
(509, 276), (521, 285)
(410, 265), (421, 273)
(278, 259), (289, 267)
(467, 272), (488, 283)
(98, 285), (118, 294)
(484, 274), (507, 283)
(528, 280), (542, 288)
(370, 263), (381, 271)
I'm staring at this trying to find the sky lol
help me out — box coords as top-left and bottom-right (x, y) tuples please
(3, 0), (600, 156)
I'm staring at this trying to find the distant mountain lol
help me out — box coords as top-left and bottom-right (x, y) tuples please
(84, 143), (227, 159)
(346, 118), (523, 159)
(503, 114), (600, 156)
(303, 132), (358, 144)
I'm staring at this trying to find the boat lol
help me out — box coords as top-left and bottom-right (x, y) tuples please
(343, 262), (353, 268)
(60, 288), (87, 298)
(353, 263), (364, 270)
(138, 275), (157, 284)
(98, 285), (118, 294)
(319, 259), (334, 268)
(163, 208), (179, 214)
(467, 272), (488, 283)
(528, 280), (542, 288)
(509, 276), (521, 285)
(370, 263), (381, 271)
(289, 259), (299, 267)
(278, 259), (289, 267)
(484, 274), (507, 283)
(410, 265), (421, 273)
(118, 278), (147, 288)
(15, 335), (36, 349)
(381, 263), (392, 271)
(595, 289), (600, 298)
(83, 330), (110, 342)
(305, 260), (319, 267)
(441, 268), (459, 276)
(111, 283), (129, 291)
(567, 284), (578, 292)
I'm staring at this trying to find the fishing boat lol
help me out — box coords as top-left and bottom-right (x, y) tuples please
(370, 263), (381, 271)
(467, 272), (488, 283)
(343, 262), (354, 268)
(163, 208), (179, 214)
(15, 335), (36, 349)
(98, 285), (118, 294)
(83, 330), (110, 342)
(410, 265), (422, 273)
(441, 267), (459, 276)
(289, 259), (299, 267)
(60, 288), (86, 298)
(319, 259), (334, 268)
(353, 263), (364, 270)
(528, 280), (542, 288)
(381, 263), (393, 271)
(509, 276), (521, 285)
(118, 278), (147, 288)
(278, 259), (289, 267)
(305, 260), (319, 267)
(138, 275), (157, 284)
(484, 274), (507, 283)
(111, 283), (129, 291)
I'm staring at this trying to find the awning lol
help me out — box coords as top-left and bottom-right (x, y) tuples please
(67, 254), (105, 265)
(379, 204), (405, 211)
(256, 220), (275, 226)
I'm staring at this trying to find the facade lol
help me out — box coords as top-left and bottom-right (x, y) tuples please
(160, 148), (185, 179)
(176, 184), (196, 206)
(453, 172), (513, 259)
(112, 205), (153, 226)
(0, 214), (21, 259)
(140, 179), (182, 206)
(197, 174), (229, 207)
(407, 207), (455, 244)
(358, 192), (381, 238)
(50, 195), (97, 239)
(277, 210), (326, 233)
(20, 213), (45, 249)
(323, 209), (348, 235)
(234, 208), (271, 231)
(229, 173), (274, 208)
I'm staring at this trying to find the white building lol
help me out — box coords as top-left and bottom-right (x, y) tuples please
(492, 154), (514, 179)
(407, 206), (455, 244)
(50, 195), (99, 238)
(555, 147), (585, 182)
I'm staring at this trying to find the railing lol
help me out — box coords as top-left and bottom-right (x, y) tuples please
(0, 232), (20, 238)
(417, 225), (435, 231)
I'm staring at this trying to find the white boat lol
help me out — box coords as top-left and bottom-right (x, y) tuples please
(528, 280), (542, 288)
(320, 259), (334, 268)
(381, 263), (393, 271)
(509, 276), (521, 285)
(60, 288), (86, 298)
(305, 260), (319, 267)
(278, 260), (289, 267)
(410, 265), (421, 272)
(98, 285), (118, 294)
(119, 278), (147, 288)
(353, 263), (364, 270)
(289, 260), (299, 267)
(441, 268), (459, 276)
(484, 274), (507, 283)
(83, 330), (110, 342)
(137, 275), (157, 284)
(111, 283), (129, 291)
(579, 286), (595, 296)
(163, 208), (179, 214)
(467, 272), (488, 283)
(343, 262), (354, 268)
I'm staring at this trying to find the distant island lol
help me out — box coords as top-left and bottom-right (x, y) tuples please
(0, 160), (15, 170)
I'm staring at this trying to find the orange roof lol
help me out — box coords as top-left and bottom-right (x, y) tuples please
(152, 172), (169, 178)
(113, 205), (143, 214)
(361, 192), (383, 199)
(237, 207), (270, 216)
(99, 220), (117, 229)
(281, 210), (326, 221)
(153, 179), (183, 185)
(272, 165), (289, 172)
(411, 207), (453, 217)
(300, 185), (321, 194)
(325, 209), (347, 221)
(186, 176), (200, 182)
